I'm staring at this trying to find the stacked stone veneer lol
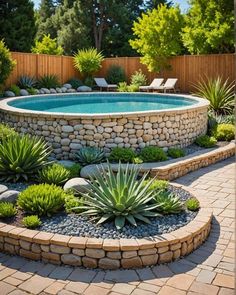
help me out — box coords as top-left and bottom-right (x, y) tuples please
(0, 186), (212, 269)
(0, 105), (208, 160)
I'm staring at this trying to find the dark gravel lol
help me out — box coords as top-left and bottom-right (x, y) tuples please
(40, 186), (198, 239)
(0, 182), (30, 192)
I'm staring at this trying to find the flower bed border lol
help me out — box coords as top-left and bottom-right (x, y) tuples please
(0, 184), (212, 269)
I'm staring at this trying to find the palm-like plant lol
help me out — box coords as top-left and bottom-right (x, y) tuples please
(193, 76), (235, 115)
(0, 134), (51, 182)
(77, 163), (161, 229)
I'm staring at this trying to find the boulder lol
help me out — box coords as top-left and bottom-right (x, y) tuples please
(41, 88), (50, 94)
(20, 89), (29, 96)
(61, 87), (67, 93)
(0, 185), (8, 194)
(63, 83), (72, 89)
(58, 160), (75, 168)
(4, 91), (15, 97)
(50, 88), (57, 94)
(77, 86), (92, 92)
(63, 177), (90, 193)
(38, 89), (44, 94)
(80, 165), (101, 179)
(56, 87), (62, 93)
(0, 190), (20, 203)
(67, 88), (76, 93)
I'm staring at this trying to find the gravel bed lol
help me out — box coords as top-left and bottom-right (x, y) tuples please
(40, 186), (198, 239)
(0, 182), (30, 192)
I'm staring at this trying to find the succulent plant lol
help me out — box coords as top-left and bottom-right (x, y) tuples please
(18, 75), (37, 89)
(75, 147), (105, 166)
(22, 215), (41, 229)
(0, 202), (17, 218)
(38, 163), (71, 186)
(154, 190), (184, 214)
(185, 197), (200, 211)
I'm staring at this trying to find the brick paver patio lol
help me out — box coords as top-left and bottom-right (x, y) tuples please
(0, 158), (234, 295)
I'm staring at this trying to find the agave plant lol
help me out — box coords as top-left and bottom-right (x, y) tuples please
(77, 163), (161, 229)
(18, 75), (37, 89)
(0, 134), (51, 182)
(37, 74), (60, 89)
(76, 147), (105, 166)
(154, 190), (184, 214)
(193, 76), (235, 115)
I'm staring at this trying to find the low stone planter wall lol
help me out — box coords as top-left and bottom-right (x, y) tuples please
(0, 185), (212, 269)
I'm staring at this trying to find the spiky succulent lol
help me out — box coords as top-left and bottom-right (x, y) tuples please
(185, 197), (200, 212)
(77, 163), (161, 229)
(76, 147), (105, 166)
(18, 75), (37, 89)
(0, 134), (51, 182)
(154, 190), (184, 214)
(38, 163), (71, 186)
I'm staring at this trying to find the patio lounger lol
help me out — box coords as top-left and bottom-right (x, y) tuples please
(139, 78), (164, 92)
(94, 78), (118, 91)
(155, 78), (178, 93)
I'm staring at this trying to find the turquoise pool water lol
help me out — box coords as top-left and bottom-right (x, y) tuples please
(9, 93), (196, 114)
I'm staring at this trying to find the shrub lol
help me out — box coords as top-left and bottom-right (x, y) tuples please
(73, 48), (104, 79)
(109, 147), (136, 163)
(0, 40), (16, 88)
(139, 146), (168, 162)
(167, 147), (185, 158)
(143, 179), (169, 192)
(27, 87), (37, 95)
(185, 197), (200, 211)
(0, 202), (17, 218)
(65, 194), (84, 213)
(193, 76), (235, 115)
(77, 163), (160, 229)
(214, 124), (235, 141)
(106, 65), (126, 84)
(154, 191), (184, 214)
(76, 147), (105, 166)
(9, 84), (20, 96)
(18, 184), (66, 216)
(84, 76), (94, 87)
(22, 215), (41, 229)
(117, 82), (129, 92)
(130, 69), (147, 87)
(0, 134), (51, 182)
(18, 75), (37, 89)
(195, 135), (217, 148)
(37, 74), (60, 89)
(67, 163), (81, 178)
(38, 163), (71, 186)
(67, 78), (83, 89)
(127, 84), (139, 92)
(32, 34), (63, 55)
(0, 124), (17, 143)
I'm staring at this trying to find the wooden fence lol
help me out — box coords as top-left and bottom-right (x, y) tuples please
(6, 52), (235, 93)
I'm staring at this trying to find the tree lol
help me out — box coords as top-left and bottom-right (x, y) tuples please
(144, 0), (173, 10)
(0, 40), (16, 89)
(182, 0), (234, 54)
(0, 0), (36, 52)
(32, 34), (63, 55)
(130, 5), (184, 72)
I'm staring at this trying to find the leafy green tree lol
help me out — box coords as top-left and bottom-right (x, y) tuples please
(0, 0), (36, 52)
(0, 40), (16, 89)
(32, 34), (63, 55)
(144, 0), (173, 10)
(182, 0), (234, 54)
(130, 5), (184, 72)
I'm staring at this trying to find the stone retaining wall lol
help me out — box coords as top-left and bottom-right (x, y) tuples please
(0, 94), (209, 160)
(0, 185), (212, 269)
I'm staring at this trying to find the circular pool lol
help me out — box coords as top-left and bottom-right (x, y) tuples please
(0, 92), (209, 159)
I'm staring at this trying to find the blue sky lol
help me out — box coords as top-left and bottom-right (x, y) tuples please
(32, 0), (189, 12)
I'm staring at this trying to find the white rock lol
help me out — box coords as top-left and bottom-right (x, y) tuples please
(0, 185), (8, 194)
(4, 91), (15, 97)
(50, 88), (57, 94)
(61, 87), (67, 93)
(64, 178), (90, 193)
(0, 190), (19, 203)
(56, 87), (62, 93)
(20, 89), (29, 96)
(62, 125), (74, 132)
(41, 88), (50, 94)
(63, 83), (72, 89)
(77, 86), (92, 92)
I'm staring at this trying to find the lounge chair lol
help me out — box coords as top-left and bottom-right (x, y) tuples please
(94, 78), (118, 91)
(155, 78), (178, 93)
(139, 78), (164, 92)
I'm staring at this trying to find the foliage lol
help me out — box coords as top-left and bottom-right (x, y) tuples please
(38, 163), (71, 186)
(84, 77), (94, 88)
(193, 77), (235, 115)
(127, 84), (139, 92)
(0, 202), (17, 218)
(195, 135), (217, 148)
(143, 179), (169, 192)
(185, 197), (200, 211)
(139, 146), (168, 162)
(106, 65), (126, 84)
(37, 74), (60, 89)
(67, 163), (81, 178)
(130, 69), (147, 87)
(133, 157), (143, 164)
(154, 190), (184, 214)
(18, 76), (37, 89)
(9, 85), (20, 96)
(0, 124), (17, 143)
(27, 87), (37, 95)
(182, 0), (234, 54)
(145, 0), (173, 10)
(73, 48), (104, 79)
(0, 0), (36, 52)
(118, 82), (129, 92)
(76, 147), (105, 166)
(130, 5), (184, 71)
(32, 34), (63, 55)
(78, 163), (160, 229)
(22, 215), (41, 229)
(213, 124), (235, 142)
(109, 147), (137, 163)
(167, 147), (185, 158)
(67, 78), (83, 89)
(0, 134), (51, 182)
(0, 40), (16, 87)
(18, 184), (66, 216)
(208, 112), (235, 134)
(65, 194), (84, 213)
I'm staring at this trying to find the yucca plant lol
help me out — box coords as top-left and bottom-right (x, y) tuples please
(37, 74), (60, 89)
(76, 147), (105, 166)
(18, 75), (37, 89)
(0, 134), (51, 182)
(77, 163), (161, 229)
(154, 190), (184, 214)
(73, 48), (104, 79)
(193, 76), (235, 115)
(38, 163), (71, 186)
